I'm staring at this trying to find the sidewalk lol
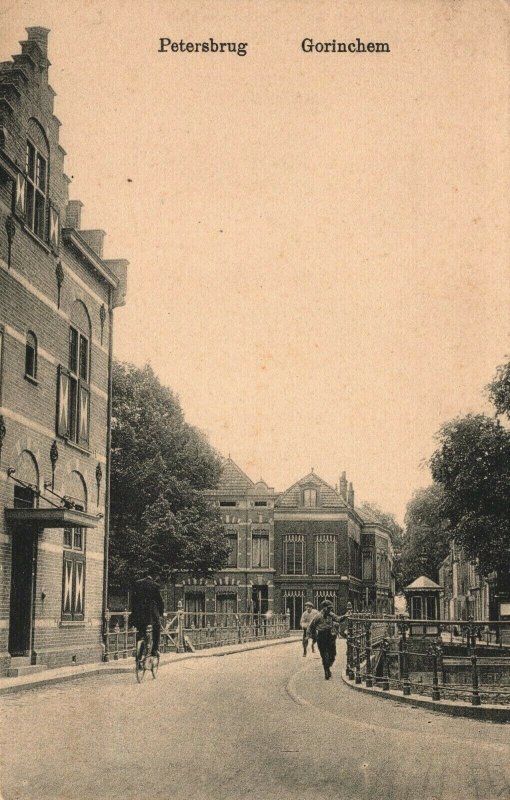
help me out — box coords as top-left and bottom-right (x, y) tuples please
(0, 635), (301, 696)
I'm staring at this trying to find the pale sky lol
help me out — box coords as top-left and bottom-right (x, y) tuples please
(2, 1), (509, 521)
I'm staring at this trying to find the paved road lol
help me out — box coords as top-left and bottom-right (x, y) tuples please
(1, 641), (509, 800)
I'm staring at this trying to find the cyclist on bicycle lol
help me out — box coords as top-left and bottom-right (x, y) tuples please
(130, 573), (164, 661)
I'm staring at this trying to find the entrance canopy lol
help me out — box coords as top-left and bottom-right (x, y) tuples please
(5, 507), (99, 528)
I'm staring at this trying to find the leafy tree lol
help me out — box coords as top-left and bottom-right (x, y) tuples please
(487, 359), (510, 419)
(109, 361), (229, 588)
(400, 485), (450, 585)
(430, 414), (510, 577)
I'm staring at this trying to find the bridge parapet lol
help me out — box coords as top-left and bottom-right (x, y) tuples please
(346, 614), (510, 706)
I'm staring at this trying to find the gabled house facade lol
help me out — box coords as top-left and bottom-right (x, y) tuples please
(0, 28), (127, 676)
(274, 470), (394, 627)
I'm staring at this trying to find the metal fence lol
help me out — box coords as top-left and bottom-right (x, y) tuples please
(103, 605), (290, 661)
(345, 614), (510, 706)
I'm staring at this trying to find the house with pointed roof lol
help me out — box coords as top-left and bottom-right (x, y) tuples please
(173, 457), (276, 616)
(173, 459), (395, 627)
(274, 470), (394, 626)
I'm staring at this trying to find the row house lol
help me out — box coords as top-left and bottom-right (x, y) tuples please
(180, 459), (395, 628)
(274, 470), (394, 627)
(172, 458), (276, 617)
(0, 28), (127, 676)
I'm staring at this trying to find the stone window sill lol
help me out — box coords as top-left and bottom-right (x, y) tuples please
(23, 224), (52, 254)
(62, 438), (90, 457)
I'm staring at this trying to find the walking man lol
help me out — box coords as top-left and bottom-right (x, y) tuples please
(300, 601), (318, 656)
(307, 599), (347, 679)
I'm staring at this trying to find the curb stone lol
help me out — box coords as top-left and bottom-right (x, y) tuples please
(340, 671), (510, 724)
(0, 636), (301, 696)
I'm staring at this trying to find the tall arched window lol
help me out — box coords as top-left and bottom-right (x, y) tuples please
(25, 331), (37, 380)
(57, 300), (91, 447)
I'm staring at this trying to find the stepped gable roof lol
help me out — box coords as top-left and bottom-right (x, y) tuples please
(275, 471), (348, 509)
(404, 575), (442, 591)
(215, 457), (255, 493)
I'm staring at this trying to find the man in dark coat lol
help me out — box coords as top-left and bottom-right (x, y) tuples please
(307, 599), (346, 680)
(130, 575), (164, 657)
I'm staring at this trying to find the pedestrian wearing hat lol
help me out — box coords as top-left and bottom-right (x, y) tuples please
(307, 600), (347, 679)
(299, 601), (319, 656)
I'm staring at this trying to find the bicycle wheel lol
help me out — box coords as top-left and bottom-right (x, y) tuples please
(151, 652), (160, 679)
(135, 639), (146, 683)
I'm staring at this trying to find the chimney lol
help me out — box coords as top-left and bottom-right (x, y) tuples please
(80, 229), (106, 258)
(339, 471), (348, 501)
(26, 27), (50, 59)
(348, 482), (355, 508)
(66, 200), (83, 230)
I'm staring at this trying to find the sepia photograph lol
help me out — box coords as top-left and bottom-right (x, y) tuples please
(0, 1), (509, 798)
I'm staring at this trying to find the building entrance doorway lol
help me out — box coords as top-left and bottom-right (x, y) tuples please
(8, 486), (38, 657)
(251, 585), (268, 615)
(283, 594), (304, 630)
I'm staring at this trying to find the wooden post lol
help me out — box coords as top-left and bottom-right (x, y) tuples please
(177, 601), (185, 653)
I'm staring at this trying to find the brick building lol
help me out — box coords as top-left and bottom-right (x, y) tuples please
(0, 28), (127, 676)
(177, 460), (395, 628)
(171, 458), (276, 616)
(274, 470), (394, 627)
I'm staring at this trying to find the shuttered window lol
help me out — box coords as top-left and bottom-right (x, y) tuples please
(56, 324), (90, 446)
(62, 512), (85, 622)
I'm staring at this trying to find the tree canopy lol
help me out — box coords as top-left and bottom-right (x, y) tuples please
(109, 361), (229, 588)
(430, 413), (510, 577)
(401, 360), (510, 584)
(487, 359), (510, 419)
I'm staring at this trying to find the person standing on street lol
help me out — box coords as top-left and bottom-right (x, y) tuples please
(130, 573), (165, 658)
(307, 599), (346, 679)
(300, 601), (319, 656)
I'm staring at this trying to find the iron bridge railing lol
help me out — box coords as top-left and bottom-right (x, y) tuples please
(345, 614), (510, 707)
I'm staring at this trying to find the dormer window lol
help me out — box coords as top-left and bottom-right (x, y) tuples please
(303, 488), (317, 507)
